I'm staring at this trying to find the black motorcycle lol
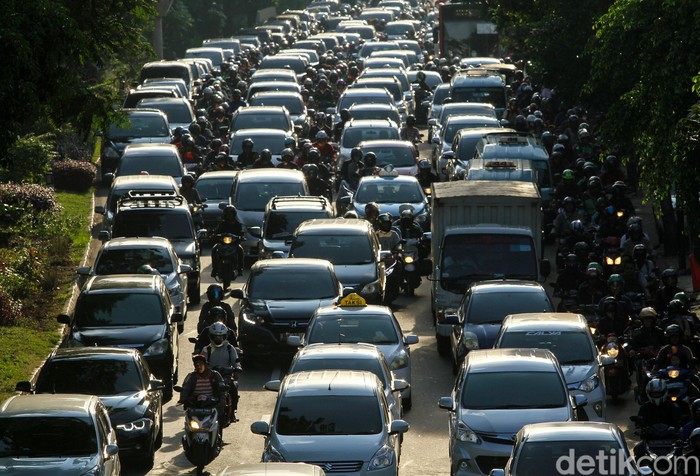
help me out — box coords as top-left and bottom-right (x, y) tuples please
(382, 249), (403, 306)
(174, 390), (223, 476)
(212, 233), (242, 290)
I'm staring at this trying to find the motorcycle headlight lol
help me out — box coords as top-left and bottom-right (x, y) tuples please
(404, 256), (414, 264)
(116, 418), (151, 432)
(189, 419), (201, 431)
(223, 236), (233, 244)
(369, 444), (395, 470)
(361, 280), (379, 295)
(456, 420), (481, 444)
(103, 147), (119, 159)
(143, 337), (169, 357)
(669, 369), (681, 379)
(606, 346), (619, 359)
(263, 445), (285, 462)
(578, 375), (599, 393)
(390, 349), (409, 370)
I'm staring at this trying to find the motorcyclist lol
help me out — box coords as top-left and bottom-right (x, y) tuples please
(198, 285), (236, 335)
(400, 115), (421, 143)
(602, 273), (635, 319)
(341, 147), (363, 191)
(376, 213), (401, 251)
(632, 244), (658, 297)
(630, 307), (666, 358)
(596, 296), (628, 341)
(577, 264), (606, 306)
(252, 148), (275, 168)
(633, 379), (688, 458)
(655, 268), (684, 315)
(203, 322), (241, 424)
(211, 205), (244, 278)
(333, 109), (351, 142)
(359, 152), (379, 177)
(684, 427), (700, 458)
(179, 174), (202, 206)
(229, 89), (247, 113)
(237, 138), (258, 168)
(552, 197), (579, 238)
(653, 324), (696, 372)
(313, 130), (336, 159)
(309, 111), (332, 140)
(610, 180), (636, 216)
(660, 299), (695, 339)
(621, 220), (652, 257)
(415, 159), (438, 188)
(313, 79), (335, 111)
(554, 169), (582, 201)
(396, 208), (423, 240)
(277, 148), (298, 170)
(413, 70), (431, 93)
(302, 163), (330, 199)
(178, 354), (225, 415)
(599, 155), (627, 187)
(194, 305), (239, 352)
(555, 253), (584, 297)
(681, 399), (700, 441)
(364, 202), (380, 230)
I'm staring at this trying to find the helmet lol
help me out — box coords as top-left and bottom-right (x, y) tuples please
(691, 399), (700, 417)
(340, 109), (351, 121)
(633, 243), (648, 260)
(301, 163), (319, 177)
(223, 204), (237, 219)
(400, 208), (414, 223)
(281, 148), (294, 160)
(569, 220), (583, 233)
(588, 176), (602, 188)
(583, 161), (597, 175)
(315, 130), (329, 140)
(557, 134), (569, 144)
(242, 138), (254, 149)
(612, 181), (627, 195)
(601, 296), (617, 313)
(138, 264), (158, 274)
(586, 267), (600, 279)
(192, 353), (208, 364)
(562, 169), (575, 181)
(206, 284), (224, 302)
(308, 148), (321, 161)
(605, 155), (620, 167)
(208, 306), (227, 323)
(351, 147), (363, 160)
(260, 149), (272, 161)
(343, 210), (359, 219)
(574, 241), (590, 256)
(284, 137), (296, 148)
(587, 262), (603, 273)
(662, 268), (678, 281)
(181, 174), (195, 186)
(406, 115), (416, 126)
(209, 322), (228, 347)
(667, 299), (687, 315)
(365, 202), (380, 218)
(673, 292), (690, 307)
(562, 196), (576, 209)
(377, 213), (393, 231)
(210, 138), (223, 150)
(363, 152), (377, 167)
(608, 274), (623, 286)
(552, 144), (566, 154)
(416, 71), (426, 81)
(691, 427), (700, 442)
(646, 379), (668, 406)
(665, 324), (683, 338)
(640, 307), (657, 319)
(418, 158), (431, 171)
(565, 253), (578, 269)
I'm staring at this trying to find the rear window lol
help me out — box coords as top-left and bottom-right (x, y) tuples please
(309, 315), (399, 345)
(249, 95), (304, 115)
(247, 267), (336, 299)
(361, 145), (415, 168)
(466, 291), (552, 325)
(118, 155), (182, 178)
(260, 57), (307, 75)
(231, 135), (285, 156)
(349, 107), (400, 125)
(291, 234), (374, 265)
(276, 395), (382, 435)
(498, 331), (594, 365)
(75, 293), (165, 326)
(95, 247), (174, 275)
(234, 182), (305, 211)
(112, 210), (194, 240)
(450, 86), (506, 109)
(338, 93), (393, 111)
(139, 64), (189, 84)
(107, 115), (169, 140)
(136, 101), (193, 124)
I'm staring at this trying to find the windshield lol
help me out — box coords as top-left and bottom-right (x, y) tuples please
(75, 293), (165, 326)
(195, 177), (234, 200)
(118, 155), (182, 177)
(498, 331), (594, 365)
(260, 58), (306, 74)
(440, 234), (538, 293)
(432, 85), (450, 106)
(440, 106), (495, 124)
(350, 108), (401, 124)
(461, 371), (566, 409)
(451, 87), (506, 109)
(363, 146), (416, 168)
(138, 102), (193, 124)
(107, 116), (169, 140)
(36, 359), (143, 395)
(444, 120), (499, 144)
(364, 72), (409, 91)
(247, 268), (336, 299)
(353, 82), (402, 101)
(291, 358), (388, 386)
(308, 315), (399, 345)
(234, 182), (305, 211)
(0, 416), (97, 458)
(276, 395), (382, 435)
(249, 96), (304, 115)
(291, 234), (374, 265)
(514, 441), (626, 475)
(112, 210), (194, 240)
(232, 113), (290, 132)
(338, 94), (393, 112)
(385, 23), (414, 36)
(264, 211), (328, 240)
(355, 181), (422, 204)
(95, 247), (174, 275)
(466, 291), (551, 325)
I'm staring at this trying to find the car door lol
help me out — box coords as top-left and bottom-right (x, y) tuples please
(451, 289), (472, 363)
(96, 403), (120, 475)
(163, 288), (179, 370)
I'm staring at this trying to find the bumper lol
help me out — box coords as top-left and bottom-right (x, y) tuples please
(239, 320), (306, 356)
(570, 387), (606, 421)
(450, 438), (511, 476)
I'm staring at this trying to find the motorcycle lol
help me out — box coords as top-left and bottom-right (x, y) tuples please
(189, 202), (207, 232)
(630, 418), (684, 474)
(212, 366), (241, 426)
(401, 237), (421, 296)
(174, 390), (223, 476)
(382, 249), (403, 306)
(657, 366), (693, 403)
(212, 233), (242, 290)
(601, 335), (631, 401)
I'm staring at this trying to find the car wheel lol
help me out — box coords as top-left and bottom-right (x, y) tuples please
(437, 335), (450, 357)
(163, 377), (173, 403)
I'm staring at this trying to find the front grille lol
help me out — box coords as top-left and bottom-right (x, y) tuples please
(475, 456), (508, 474)
(306, 461), (363, 473)
(479, 433), (516, 445)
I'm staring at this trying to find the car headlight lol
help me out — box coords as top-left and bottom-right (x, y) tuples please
(180, 257), (196, 269)
(361, 280), (380, 295)
(578, 375), (599, 393)
(390, 349), (409, 370)
(143, 337), (169, 357)
(116, 418), (151, 432)
(169, 282), (182, 297)
(103, 147), (119, 159)
(460, 331), (479, 351)
(242, 311), (265, 325)
(456, 420), (481, 444)
(369, 444), (395, 470)
(263, 444), (285, 462)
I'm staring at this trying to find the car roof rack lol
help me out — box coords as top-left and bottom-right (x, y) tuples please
(118, 190), (185, 209)
(270, 195), (328, 209)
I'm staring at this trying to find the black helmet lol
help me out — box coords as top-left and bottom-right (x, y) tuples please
(242, 138), (254, 149)
(563, 196), (576, 208)
(223, 204), (237, 219)
(665, 324), (683, 338)
(662, 268), (678, 284)
(416, 71), (426, 81)
(377, 213), (393, 231)
(260, 149), (272, 161)
(418, 158), (431, 171)
(565, 253), (578, 269)
(343, 210), (359, 219)
(210, 138), (223, 150)
(400, 208), (414, 222)
(667, 299), (687, 315)
(206, 284), (224, 302)
(284, 137), (296, 148)
(208, 305), (227, 322)
(301, 163), (319, 177)
(363, 152), (377, 167)
(351, 147), (363, 160)
(340, 109), (351, 121)
(406, 115), (416, 126)
(633, 243), (648, 260)
(181, 174), (195, 186)
(365, 202), (380, 218)
(281, 148), (294, 160)
(612, 181), (627, 195)
(602, 296), (617, 312)
(308, 148), (321, 161)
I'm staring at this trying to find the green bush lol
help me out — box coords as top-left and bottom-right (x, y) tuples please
(51, 159), (96, 192)
(54, 127), (91, 162)
(0, 133), (57, 184)
(0, 290), (22, 326)
(0, 183), (60, 214)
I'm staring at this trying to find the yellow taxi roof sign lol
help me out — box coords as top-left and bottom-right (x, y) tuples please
(339, 293), (367, 307)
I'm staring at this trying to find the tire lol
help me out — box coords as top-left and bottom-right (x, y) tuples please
(402, 396), (412, 411)
(437, 335), (450, 357)
(195, 443), (208, 476)
(155, 411), (163, 449)
(163, 377), (173, 403)
(188, 279), (201, 305)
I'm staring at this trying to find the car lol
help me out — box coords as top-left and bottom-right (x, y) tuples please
(395, 39), (425, 63)
(438, 348), (586, 476)
(135, 97), (195, 132)
(490, 422), (652, 476)
(140, 77), (190, 99)
(340, 24), (376, 41)
(229, 128), (292, 167)
(245, 81), (303, 102)
(494, 313), (614, 422)
(139, 61), (193, 94)
(292, 39), (327, 54)
(425, 83), (452, 137)
(250, 68), (299, 85)
(258, 55), (310, 80)
(202, 38), (242, 55)
(58, 275), (182, 400)
(102, 190), (203, 304)
(123, 88), (181, 108)
(449, 70), (508, 118)
(288, 293), (419, 409)
(347, 103), (402, 126)
(251, 370), (409, 475)
(384, 20), (416, 40)
(107, 143), (186, 186)
(185, 46), (225, 68)
(361, 57), (406, 72)
(77, 236), (190, 326)
(358, 140), (419, 176)
(230, 258), (344, 358)
(248, 91), (311, 137)
(257, 195), (335, 260)
(368, 50), (415, 70)
(448, 280), (554, 373)
(194, 170), (238, 232)
(347, 168), (430, 231)
(283, 48), (321, 65)
(289, 218), (386, 304)
(286, 343), (407, 418)
(221, 463), (326, 475)
(446, 127), (515, 181)
(431, 114), (502, 174)
(334, 87), (395, 123)
(407, 70), (443, 90)
(350, 77), (409, 120)
(98, 108), (171, 184)
(95, 174), (179, 233)
(338, 118), (400, 164)
(359, 68), (413, 112)
(227, 168), (308, 258)
(429, 102), (498, 141)
(230, 106), (296, 140)
(464, 158), (537, 184)
(358, 41), (401, 59)
(16, 347), (164, 466)
(0, 394), (120, 475)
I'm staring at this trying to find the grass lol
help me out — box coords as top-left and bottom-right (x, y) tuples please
(56, 188), (94, 264)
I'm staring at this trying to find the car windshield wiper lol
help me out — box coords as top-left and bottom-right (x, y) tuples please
(561, 359), (593, 365)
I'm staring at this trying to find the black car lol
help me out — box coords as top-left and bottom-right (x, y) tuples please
(58, 274), (182, 401)
(230, 258), (344, 358)
(16, 347), (164, 467)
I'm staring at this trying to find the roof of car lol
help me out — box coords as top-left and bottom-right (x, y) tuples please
(348, 103), (399, 112)
(456, 127), (515, 139)
(521, 422), (618, 442)
(0, 394), (99, 417)
(135, 97), (191, 105)
(251, 258), (334, 272)
(196, 170), (240, 181)
(315, 303), (393, 318)
(249, 90), (303, 99)
(501, 313), (588, 332)
(295, 343), (384, 360)
(111, 174), (178, 189)
(359, 139), (414, 149)
(281, 370), (382, 397)
(232, 128), (290, 138)
(50, 346), (139, 361)
(295, 218), (375, 235)
(235, 106), (290, 114)
(341, 87), (393, 97)
(100, 236), (172, 250)
(465, 348), (560, 373)
(251, 68), (297, 77)
(470, 280), (547, 294)
(122, 143), (180, 156)
(346, 118), (399, 128)
(359, 174), (419, 185)
(236, 168), (305, 182)
(445, 114), (501, 125)
(120, 108), (169, 117)
(83, 274), (163, 293)
(267, 195), (332, 211)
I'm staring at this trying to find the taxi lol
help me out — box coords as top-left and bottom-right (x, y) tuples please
(287, 293), (419, 410)
(343, 166), (431, 231)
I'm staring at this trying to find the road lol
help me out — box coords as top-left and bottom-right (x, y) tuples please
(105, 141), (641, 475)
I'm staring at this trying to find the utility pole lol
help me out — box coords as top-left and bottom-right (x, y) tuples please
(152, 0), (174, 59)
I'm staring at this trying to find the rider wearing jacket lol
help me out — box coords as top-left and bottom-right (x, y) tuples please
(211, 205), (244, 278)
(204, 322), (241, 423)
(179, 354), (225, 410)
(198, 286), (236, 335)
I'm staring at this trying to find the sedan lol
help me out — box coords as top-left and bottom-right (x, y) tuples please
(431, 115), (502, 177)
(15, 347), (164, 467)
(358, 140), (419, 176)
(194, 170), (238, 232)
(108, 143), (186, 186)
(248, 91), (311, 138)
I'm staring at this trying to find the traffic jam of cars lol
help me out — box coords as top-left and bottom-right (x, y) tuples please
(4, 1), (700, 476)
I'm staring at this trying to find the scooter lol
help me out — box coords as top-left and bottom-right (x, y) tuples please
(630, 418), (684, 474)
(402, 237), (421, 296)
(174, 390), (223, 476)
(382, 249), (403, 306)
(657, 366), (694, 403)
(212, 233), (242, 290)
(601, 335), (630, 401)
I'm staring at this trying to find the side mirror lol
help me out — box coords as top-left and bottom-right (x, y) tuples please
(15, 381), (33, 393)
(173, 385), (183, 392)
(443, 310), (459, 326)
(251, 420), (271, 436)
(149, 379), (165, 391)
(489, 470), (506, 476)
(57, 314), (71, 325)
(94, 205), (105, 215)
(573, 394), (588, 408)
(104, 172), (115, 183)
(389, 420), (409, 435)
(188, 337), (198, 344)
(218, 202), (229, 210)
(599, 355), (615, 367)
(339, 195), (351, 204)
(325, 107), (335, 115)
(98, 230), (111, 242)
(197, 229), (208, 241)
(264, 380), (281, 392)
(287, 335), (302, 347)
(248, 226), (261, 238)
(76, 266), (91, 276)
(271, 251), (286, 259)
(392, 379), (409, 392)
(230, 288), (245, 299)
(431, 136), (440, 146)
(438, 396), (454, 411)
(179, 264), (192, 274)
(428, 118), (437, 127)
(540, 259), (551, 280)
(172, 312), (184, 323)
(404, 335), (419, 345)
(380, 250), (392, 260)
(105, 444), (119, 459)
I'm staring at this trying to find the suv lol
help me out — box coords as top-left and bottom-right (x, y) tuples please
(98, 109), (171, 184)
(449, 69), (508, 118)
(338, 118), (400, 165)
(135, 97), (195, 132)
(58, 275), (183, 400)
(251, 370), (409, 474)
(289, 219), (386, 304)
(257, 196), (334, 259)
(108, 143), (186, 186)
(230, 105), (296, 139)
(101, 191), (203, 304)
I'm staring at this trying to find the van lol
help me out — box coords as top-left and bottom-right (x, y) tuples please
(139, 61), (193, 94)
(465, 158), (537, 183)
(449, 69), (507, 118)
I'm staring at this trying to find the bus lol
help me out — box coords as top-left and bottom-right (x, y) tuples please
(437, 0), (498, 58)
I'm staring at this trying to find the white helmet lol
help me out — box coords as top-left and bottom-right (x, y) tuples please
(209, 322), (228, 348)
(646, 378), (668, 406)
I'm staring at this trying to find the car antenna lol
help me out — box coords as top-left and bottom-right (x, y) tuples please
(337, 317), (343, 345)
(328, 370), (339, 391)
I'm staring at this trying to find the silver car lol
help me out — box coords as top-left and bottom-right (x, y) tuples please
(438, 348), (586, 476)
(252, 370), (409, 476)
(493, 313), (613, 422)
(289, 298), (418, 409)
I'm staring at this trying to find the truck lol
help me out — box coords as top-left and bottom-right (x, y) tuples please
(428, 180), (551, 355)
(436, 0), (499, 59)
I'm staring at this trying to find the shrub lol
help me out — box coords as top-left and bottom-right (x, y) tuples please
(0, 183), (60, 214)
(54, 127), (91, 162)
(0, 290), (22, 326)
(51, 159), (96, 192)
(0, 133), (57, 184)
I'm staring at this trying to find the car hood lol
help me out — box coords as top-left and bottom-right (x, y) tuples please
(354, 201), (426, 219)
(464, 407), (571, 435)
(251, 298), (336, 321)
(561, 363), (597, 385)
(261, 238), (291, 253)
(100, 391), (149, 425)
(464, 323), (503, 349)
(110, 137), (170, 153)
(236, 209), (265, 227)
(276, 434), (383, 461)
(169, 239), (197, 259)
(0, 455), (99, 474)
(73, 325), (164, 351)
(333, 263), (378, 288)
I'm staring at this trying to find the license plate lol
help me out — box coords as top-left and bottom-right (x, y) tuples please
(281, 332), (304, 341)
